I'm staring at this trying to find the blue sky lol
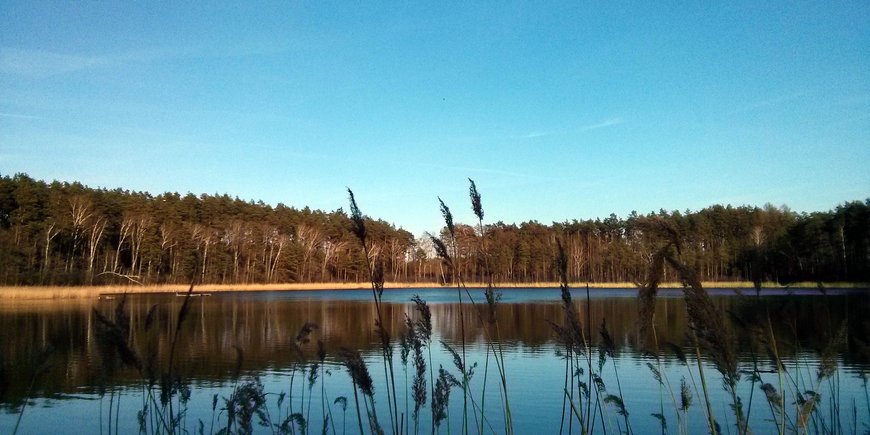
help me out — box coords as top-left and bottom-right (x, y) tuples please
(1, 2), (868, 234)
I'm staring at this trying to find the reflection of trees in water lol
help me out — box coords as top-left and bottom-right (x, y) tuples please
(0, 293), (867, 403)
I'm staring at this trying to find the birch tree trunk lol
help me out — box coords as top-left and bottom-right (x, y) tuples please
(86, 216), (107, 284)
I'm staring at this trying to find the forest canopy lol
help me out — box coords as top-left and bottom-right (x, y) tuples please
(0, 173), (867, 286)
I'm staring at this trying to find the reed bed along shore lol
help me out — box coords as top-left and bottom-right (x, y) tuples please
(0, 280), (866, 300)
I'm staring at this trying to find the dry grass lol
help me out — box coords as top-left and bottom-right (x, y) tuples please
(0, 280), (866, 301)
(0, 282), (378, 300)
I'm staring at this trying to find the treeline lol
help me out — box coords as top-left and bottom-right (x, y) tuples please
(0, 173), (868, 286)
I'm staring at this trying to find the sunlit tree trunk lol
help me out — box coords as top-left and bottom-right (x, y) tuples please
(159, 223), (178, 282)
(321, 240), (347, 282)
(131, 214), (152, 278)
(42, 221), (59, 277)
(296, 224), (323, 282)
(68, 196), (94, 273)
(86, 216), (107, 284)
(223, 221), (244, 282)
(114, 215), (133, 273)
(191, 224), (216, 283)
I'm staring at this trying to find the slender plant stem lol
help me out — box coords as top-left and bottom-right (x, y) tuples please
(611, 361), (632, 435)
(453, 279), (468, 435)
(559, 348), (570, 435)
(767, 314), (785, 435)
(691, 328), (717, 435)
(479, 349), (490, 435)
(351, 382), (365, 435)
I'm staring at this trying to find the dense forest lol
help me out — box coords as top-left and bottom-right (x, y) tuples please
(0, 173), (867, 286)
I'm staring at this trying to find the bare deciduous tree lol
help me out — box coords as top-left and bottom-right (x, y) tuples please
(68, 195), (94, 271)
(296, 224), (323, 282)
(42, 221), (59, 275)
(86, 216), (107, 283)
(114, 214), (134, 273)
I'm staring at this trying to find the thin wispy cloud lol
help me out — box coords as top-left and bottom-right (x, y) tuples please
(521, 131), (551, 139)
(578, 117), (624, 132)
(0, 112), (41, 120)
(515, 119), (622, 140)
(0, 41), (320, 78)
(0, 46), (183, 77)
(0, 47), (113, 76)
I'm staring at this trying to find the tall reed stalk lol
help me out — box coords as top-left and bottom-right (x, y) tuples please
(10, 345), (53, 435)
(429, 180), (514, 434)
(637, 245), (684, 434)
(340, 348), (380, 434)
(553, 241), (589, 435)
(437, 197), (470, 435)
(409, 294), (435, 435)
(468, 178), (502, 435)
(348, 189), (400, 435)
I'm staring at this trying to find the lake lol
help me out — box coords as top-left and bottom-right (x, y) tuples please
(1, 287), (868, 434)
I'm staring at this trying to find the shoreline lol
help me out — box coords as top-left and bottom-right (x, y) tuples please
(0, 280), (866, 300)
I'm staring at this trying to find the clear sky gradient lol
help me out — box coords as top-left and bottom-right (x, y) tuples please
(1, 2), (868, 234)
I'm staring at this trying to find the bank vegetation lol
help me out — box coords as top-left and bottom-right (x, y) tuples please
(1, 173), (868, 289)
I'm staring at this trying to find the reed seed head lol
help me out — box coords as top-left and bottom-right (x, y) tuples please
(817, 322), (847, 381)
(637, 245), (667, 349)
(334, 396), (348, 412)
(468, 178), (483, 221)
(604, 394), (628, 417)
(411, 294), (433, 343)
(340, 348), (374, 398)
(224, 377), (268, 434)
(665, 253), (738, 387)
(797, 391), (820, 428)
(592, 373), (606, 392)
(375, 320), (393, 359)
(680, 377), (692, 411)
(437, 197), (455, 238)
(373, 257), (385, 298)
(296, 322), (318, 345)
(93, 305), (141, 371)
(411, 333), (427, 420)
(347, 188), (367, 243)
(761, 383), (783, 412)
(400, 315), (417, 366)
(599, 317), (617, 358)
(647, 362), (662, 385)
(176, 284), (194, 332)
(651, 413), (667, 433)
(308, 362), (319, 390)
(666, 341), (688, 365)
(441, 340), (475, 382)
(430, 235), (452, 267)
(483, 284), (501, 324)
(432, 365), (456, 428)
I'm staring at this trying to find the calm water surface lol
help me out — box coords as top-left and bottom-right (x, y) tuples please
(1, 287), (868, 434)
